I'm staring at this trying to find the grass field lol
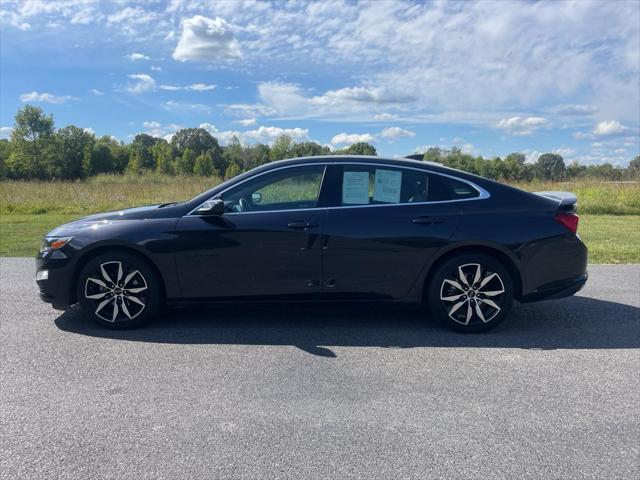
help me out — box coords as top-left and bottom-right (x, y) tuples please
(1, 175), (638, 262)
(1, 174), (639, 216)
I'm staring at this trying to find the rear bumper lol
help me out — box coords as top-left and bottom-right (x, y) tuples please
(519, 272), (587, 303)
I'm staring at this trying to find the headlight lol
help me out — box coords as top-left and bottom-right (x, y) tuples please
(41, 236), (73, 253)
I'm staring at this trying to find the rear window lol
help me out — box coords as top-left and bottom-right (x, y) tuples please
(338, 165), (452, 205)
(445, 177), (480, 199)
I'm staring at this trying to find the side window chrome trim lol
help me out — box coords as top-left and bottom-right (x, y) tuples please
(187, 162), (490, 216)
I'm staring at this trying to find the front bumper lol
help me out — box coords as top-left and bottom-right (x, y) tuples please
(36, 251), (76, 310)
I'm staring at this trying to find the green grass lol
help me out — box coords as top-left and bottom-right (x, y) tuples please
(1, 212), (638, 263)
(578, 215), (640, 264)
(512, 180), (640, 215)
(0, 214), (79, 257)
(1, 175), (638, 261)
(1, 174), (639, 215)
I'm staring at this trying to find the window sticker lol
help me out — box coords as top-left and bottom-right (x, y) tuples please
(373, 169), (402, 203)
(342, 171), (370, 204)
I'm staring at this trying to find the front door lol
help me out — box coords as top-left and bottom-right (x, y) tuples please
(174, 165), (327, 300)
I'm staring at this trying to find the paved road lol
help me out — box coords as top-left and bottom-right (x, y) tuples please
(1, 258), (639, 479)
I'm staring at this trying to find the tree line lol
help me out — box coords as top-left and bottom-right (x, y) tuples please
(422, 148), (639, 182)
(1, 105), (638, 182)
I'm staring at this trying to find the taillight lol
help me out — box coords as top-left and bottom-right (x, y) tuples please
(555, 212), (579, 234)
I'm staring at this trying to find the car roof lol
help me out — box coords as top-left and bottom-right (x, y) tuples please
(263, 155), (450, 172)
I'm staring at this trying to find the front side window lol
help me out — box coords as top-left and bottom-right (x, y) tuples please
(338, 165), (452, 206)
(222, 165), (325, 213)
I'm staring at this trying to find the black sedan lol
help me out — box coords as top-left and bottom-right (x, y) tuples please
(36, 156), (587, 332)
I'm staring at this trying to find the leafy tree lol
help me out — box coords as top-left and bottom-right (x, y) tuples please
(340, 142), (377, 156)
(222, 136), (246, 170)
(630, 155), (640, 172)
(246, 143), (271, 168)
(0, 139), (12, 179)
(502, 153), (526, 181)
(535, 153), (566, 181)
(289, 141), (330, 158)
(224, 161), (242, 179)
(83, 142), (113, 176)
(100, 136), (129, 173)
(152, 140), (175, 175)
(6, 105), (55, 179)
(194, 151), (215, 176)
(270, 135), (293, 161)
(422, 147), (443, 163)
(176, 147), (196, 174)
(171, 128), (221, 157)
(129, 133), (157, 171)
(56, 125), (95, 179)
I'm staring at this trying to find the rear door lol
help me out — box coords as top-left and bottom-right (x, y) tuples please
(321, 163), (461, 300)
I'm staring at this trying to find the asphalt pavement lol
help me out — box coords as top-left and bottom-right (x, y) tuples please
(1, 258), (639, 479)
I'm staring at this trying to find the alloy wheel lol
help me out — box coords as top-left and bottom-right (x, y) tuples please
(84, 261), (148, 322)
(439, 263), (506, 325)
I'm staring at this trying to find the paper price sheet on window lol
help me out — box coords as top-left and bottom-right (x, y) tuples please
(373, 169), (401, 203)
(342, 171), (370, 204)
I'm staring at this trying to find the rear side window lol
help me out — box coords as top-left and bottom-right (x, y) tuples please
(445, 177), (480, 199)
(338, 165), (452, 206)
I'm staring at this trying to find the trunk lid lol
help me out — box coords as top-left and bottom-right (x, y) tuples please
(534, 191), (577, 212)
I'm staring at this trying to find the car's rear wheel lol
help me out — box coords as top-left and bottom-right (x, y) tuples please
(77, 252), (162, 328)
(427, 253), (514, 333)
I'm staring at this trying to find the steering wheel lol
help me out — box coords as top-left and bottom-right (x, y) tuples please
(239, 197), (253, 212)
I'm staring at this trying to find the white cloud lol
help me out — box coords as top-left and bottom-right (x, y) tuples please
(106, 7), (157, 36)
(553, 104), (598, 116)
(380, 127), (415, 140)
(90, 89), (104, 96)
(173, 15), (241, 62)
(224, 103), (277, 118)
(83, 127), (95, 135)
(126, 74), (156, 94)
(159, 83), (216, 92)
(331, 132), (377, 146)
(163, 100), (211, 114)
(142, 121), (182, 141)
(496, 116), (549, 136)
(150, 66), (162, 72)
(593, 120), (628, 136)
(125, 52), (150, 61)
(216, 126), (310, 146)
(198, 123), (218, 134)
(19, 91), (74, 104)
(235, 118), (257, 126)
(552, 147), (576, 158)
(250, 82), (416, 120)
(523, 150), (542, 164)
(0, 126), (13, 139)
(373, 113), (398, 121)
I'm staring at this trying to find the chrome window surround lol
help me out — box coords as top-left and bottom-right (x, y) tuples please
(187, 162), (490, 216)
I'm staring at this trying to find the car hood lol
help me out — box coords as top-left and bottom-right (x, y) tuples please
(47, 205), (162, 236)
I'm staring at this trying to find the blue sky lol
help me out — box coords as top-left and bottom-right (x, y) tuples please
(1, 0), (638, 165)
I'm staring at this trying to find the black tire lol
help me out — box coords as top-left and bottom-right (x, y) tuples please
(76, 251), (163, 329)
(427, 253), (514, 333)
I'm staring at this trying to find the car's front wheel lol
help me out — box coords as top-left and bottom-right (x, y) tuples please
(427, 253), (514, 333)
(77, 252), (162, 328)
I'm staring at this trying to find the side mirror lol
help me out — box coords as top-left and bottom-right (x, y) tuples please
(196, 198), (225, 215)
(251, 192), (262, 204)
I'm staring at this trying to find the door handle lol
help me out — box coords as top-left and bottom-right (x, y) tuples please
(412, 216), (445, 225)
(287, 221), (318, 229)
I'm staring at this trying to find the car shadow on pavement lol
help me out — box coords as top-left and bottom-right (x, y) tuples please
(54, 295), (640, 357)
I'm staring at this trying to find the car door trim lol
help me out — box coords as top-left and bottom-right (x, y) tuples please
(187, 162), (490, 216)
